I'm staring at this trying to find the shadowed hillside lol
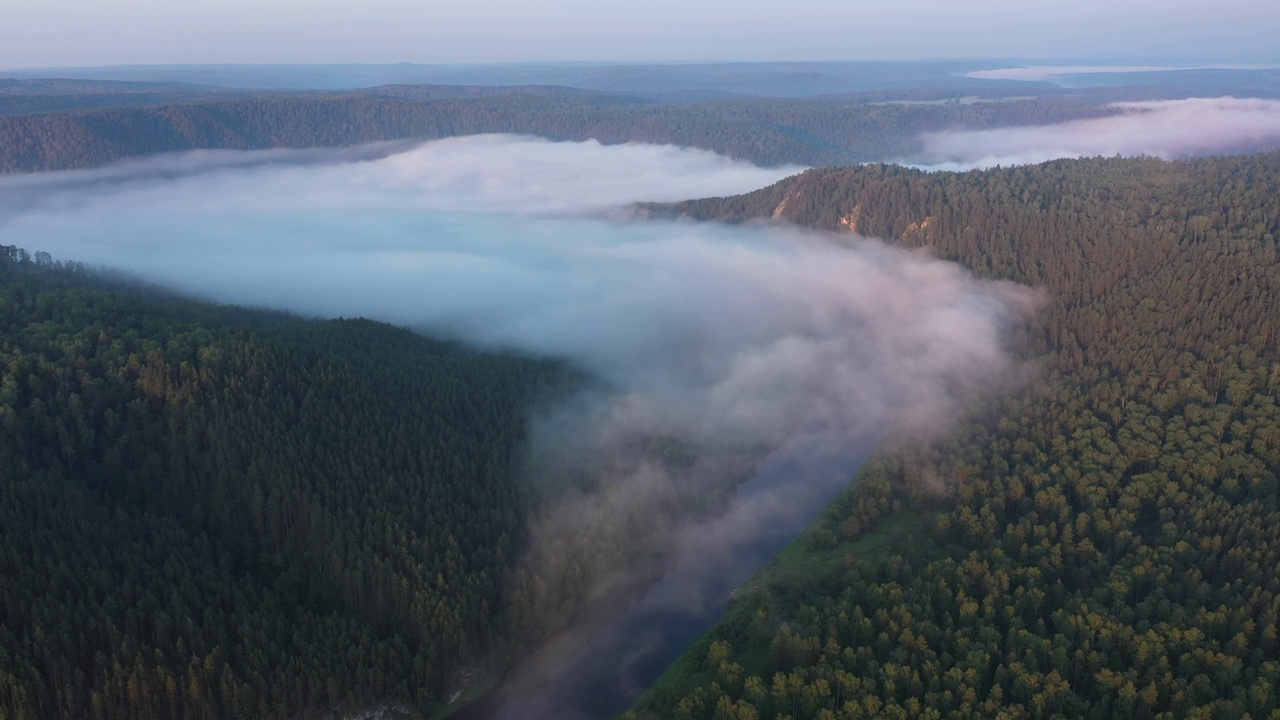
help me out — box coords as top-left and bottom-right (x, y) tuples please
(0, 249), (574, 720)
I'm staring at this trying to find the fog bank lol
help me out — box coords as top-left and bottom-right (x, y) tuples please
(963, 64), (1278, 82)
(1, 135), (1032, 452)
(913, 97), (1280, 170)
(0, 135), (1038, 716)
(965, 64), (1178, 81)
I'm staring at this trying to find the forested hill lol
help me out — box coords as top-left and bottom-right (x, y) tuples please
(630, 154), (1280, 719)
(0, 248), (575, 720)
(0, 78), (261, 118)
(0, 92), (1111, 173)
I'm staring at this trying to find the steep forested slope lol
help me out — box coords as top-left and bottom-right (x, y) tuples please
(0, 249), (572, 720)
(631, 154), (1280, 719)
(0, 93), (1110, 173)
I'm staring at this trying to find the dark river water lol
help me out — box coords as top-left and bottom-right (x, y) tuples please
(455, 438), (867, 720)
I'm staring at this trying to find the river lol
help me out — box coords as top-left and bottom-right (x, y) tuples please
(454, 437), (868, 720)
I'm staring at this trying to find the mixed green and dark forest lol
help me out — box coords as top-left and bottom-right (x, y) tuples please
(5, 62), (1280, 720)
(0, 250), (580, 720)
(630, 154), (1280, 719)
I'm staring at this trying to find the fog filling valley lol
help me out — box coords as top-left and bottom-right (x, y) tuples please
(913, 97), (1280, 170)
(0, 135), (1041, 717)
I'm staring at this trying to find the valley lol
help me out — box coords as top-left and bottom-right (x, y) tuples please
(3, 55), (1280, 720)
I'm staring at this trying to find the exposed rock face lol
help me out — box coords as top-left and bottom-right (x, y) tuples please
(771, 190), (795, 219)
(901, 215), (935, 242)
(838, 203), (864, 232)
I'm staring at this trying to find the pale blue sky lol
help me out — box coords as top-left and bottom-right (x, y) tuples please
(3, 0), (1278, 68)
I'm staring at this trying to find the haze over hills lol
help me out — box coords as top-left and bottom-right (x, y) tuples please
(7, 60), (1279, 93)
(4, 29), (1280, 720)
(0, 61), (1024, 94)
(3, 61), (1280, 176)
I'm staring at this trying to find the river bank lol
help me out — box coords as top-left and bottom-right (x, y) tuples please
(450, 443), (871, 720)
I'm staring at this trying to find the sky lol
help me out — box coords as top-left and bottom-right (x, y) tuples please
(3, 0), (1279, 68)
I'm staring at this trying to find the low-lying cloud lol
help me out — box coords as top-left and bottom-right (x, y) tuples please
(0, 134), (1038, 717)
(1, 135), (1031, 449)
(912, 97), (1280, 170)
(965, 64), (1279, 83)
(0, 134), (801, 219)
(966, 64), (1197, 82)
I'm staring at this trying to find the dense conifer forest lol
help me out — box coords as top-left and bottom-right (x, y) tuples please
(0, 249), (576, 719)
(630, 153), (1280, 719)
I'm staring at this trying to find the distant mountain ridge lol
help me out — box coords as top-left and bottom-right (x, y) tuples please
(0, 92), (1114, 173)
(2, 61), (1019, 94)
